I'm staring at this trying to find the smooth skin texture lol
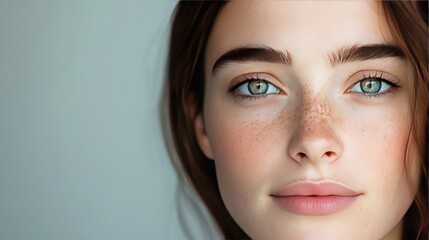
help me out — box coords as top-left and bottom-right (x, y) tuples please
(194, 1), (420, 240)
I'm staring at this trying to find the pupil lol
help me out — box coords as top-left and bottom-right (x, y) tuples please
(367, 83), (373, 89)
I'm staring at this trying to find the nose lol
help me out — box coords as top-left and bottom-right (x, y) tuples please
(287, 99), (342, 164)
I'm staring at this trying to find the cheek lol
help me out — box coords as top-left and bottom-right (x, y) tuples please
(204, 97), (291, 168)
(204, 101), (292, 210)
(207, 112), (281, 178)
(349, 110), (410, 182)
(344, 107), (418, 225)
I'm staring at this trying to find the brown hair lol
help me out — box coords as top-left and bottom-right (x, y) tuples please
(382, 2), (428, 239)
(165, 1), (428, 239)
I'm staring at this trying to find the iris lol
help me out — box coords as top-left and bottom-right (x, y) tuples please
(248, 80), (268, 95)
(360, 79), (382, 94)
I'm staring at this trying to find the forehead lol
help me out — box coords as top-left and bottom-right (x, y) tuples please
(204, 1), (395, 72)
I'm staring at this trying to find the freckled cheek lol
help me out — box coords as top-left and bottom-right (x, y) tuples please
(204, 103), (293, 192)
(208, 116), (278, 169)
(344, 112), (411, 191)
(204, 98), (291, 165)
(206, 114), (290, 216)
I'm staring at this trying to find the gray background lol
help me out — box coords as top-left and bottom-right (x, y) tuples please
(0, 0), (219, 239)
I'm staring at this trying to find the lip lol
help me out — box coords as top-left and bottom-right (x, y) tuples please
(270, 181), (363, 215)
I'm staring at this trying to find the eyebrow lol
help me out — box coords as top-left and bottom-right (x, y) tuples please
(211, 44), (405, 74)
(212, 47), (292, 74)
(328, 44), (405, 65)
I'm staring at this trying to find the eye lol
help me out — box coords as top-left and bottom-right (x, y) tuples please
(234, 78), (280, 96)
(348, 75), (397, 96)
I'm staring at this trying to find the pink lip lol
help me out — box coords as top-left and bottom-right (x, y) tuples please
(271, 181), (362, 215)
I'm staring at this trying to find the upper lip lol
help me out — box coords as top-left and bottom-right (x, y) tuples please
(271, 180), (362, 197)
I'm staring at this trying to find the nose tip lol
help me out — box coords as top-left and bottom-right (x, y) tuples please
(288, 122), (342, 164)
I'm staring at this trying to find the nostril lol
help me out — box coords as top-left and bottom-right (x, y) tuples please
(297, 152), (306, 159)
(324, 151), (335, 158)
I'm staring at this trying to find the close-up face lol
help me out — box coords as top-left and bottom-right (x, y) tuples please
(194, 1), (421, 240)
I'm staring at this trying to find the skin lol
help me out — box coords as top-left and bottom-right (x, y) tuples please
(194, 1), (420, 240)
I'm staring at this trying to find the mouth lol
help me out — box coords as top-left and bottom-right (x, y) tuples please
(270, 181), (363, 215)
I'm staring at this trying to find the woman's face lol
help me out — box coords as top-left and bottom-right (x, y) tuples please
(194, 1), (420, 239)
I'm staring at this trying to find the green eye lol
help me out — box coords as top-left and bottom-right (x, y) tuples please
(349, 78), (393, 95)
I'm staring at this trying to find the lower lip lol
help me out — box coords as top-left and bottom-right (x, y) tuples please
(273, 195), (359, 215)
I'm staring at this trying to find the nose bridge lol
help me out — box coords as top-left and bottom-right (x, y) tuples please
(301, 92), (331, 127)
(288, 91), (341, 163)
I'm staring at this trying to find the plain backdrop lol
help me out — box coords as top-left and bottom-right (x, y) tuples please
(0, 0), (220, 239)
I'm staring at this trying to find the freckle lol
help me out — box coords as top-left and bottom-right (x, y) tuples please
(300, 91), (333, 125)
